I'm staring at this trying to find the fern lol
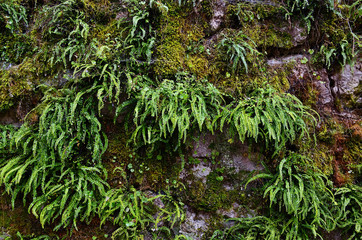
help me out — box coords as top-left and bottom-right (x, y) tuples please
(211, 216), (281, 240)
(334, 184), (362, 239)
(98, 188), (184, 240)
(116, 72), (225, 150)
(220, 87), (317, 152)
(0, 0), (27, 34)
(246, 153), (337, 238)
(0, 85), (109, 230)
(0, 124), (16, 155)
(35, 0), (82, 41)
(120, 74), (316, 153)
(29, 165), (108, 230)
(217, 32), (259, 74)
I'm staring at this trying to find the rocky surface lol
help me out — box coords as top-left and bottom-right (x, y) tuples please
(0, 0), (360, 239)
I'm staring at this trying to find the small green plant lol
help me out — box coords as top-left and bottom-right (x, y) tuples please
(282, 0), (318, 33)
(14, 232), (60, 240)
(211, 216), (281, 240)
(0, 124), (16, 155)
(218, 87), (317, 151)
(35, 0), (82, 41)
(98, 188), (185, 240)
(217, 32), (259, 74)
(334, 184), (362, 239)
(0, 0), (27, 34)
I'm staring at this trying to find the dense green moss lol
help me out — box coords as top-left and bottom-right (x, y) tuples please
(227, 3), (294, 51)
(153, 4), (209, 78)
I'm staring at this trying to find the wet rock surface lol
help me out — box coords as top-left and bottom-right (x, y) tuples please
(210, 0), (226, 31)
(331, 61), (361, 96)
(331, 60), (362, 109)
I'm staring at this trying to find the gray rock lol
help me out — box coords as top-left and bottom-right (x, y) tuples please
(314, 69), (333, 105)
(0, 62), (13, 71)
(192, 132), (264, 174)
(190, 162), (212, 184)
(267, 55), (334, 106)
(210, 0), (226, 31)
(267, 54), (304, 66)
(179, 206), (212, 239)
(280, 22), (308, 47)
(331, 61), (361, 96)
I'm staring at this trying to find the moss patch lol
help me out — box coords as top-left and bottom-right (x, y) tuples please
(154, 5), (209, 79)
(227, 3), (293, 51)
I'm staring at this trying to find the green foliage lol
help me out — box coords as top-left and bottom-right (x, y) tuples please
(0, 1), (31, 63)
(217, 32), (259, 74)
(117, 73), (225, 150)
(0, 124), (16, 155)
(346, 0), (362, 25)
(219, 87), (317, 151)
(29, 166), (108, 230)
(120, 74), (316, 153)
(0, 0), (27, 34)
(213, 153), (362, 239)
(0, 86), (108, 230)
(2, 0), (359, 238)
(318, 39), (356, 69)
(334, 184), (362, 239)
(125, 0), (156, 69)
(211, 216), (281, 240)
(35, 0), (83, 42)
(282, 0), (322, 33)
(48, 18), (90, 68)
(12, 231), (60, 240)
(247, 153), (336, 237)
(319, 44), (336, 69)
(72, 0), (159, 103)
(213, 153), (341, 239)
(99, 188), (155, 238)
(98, 188), (185, 240)
(34, 0), (91, 69)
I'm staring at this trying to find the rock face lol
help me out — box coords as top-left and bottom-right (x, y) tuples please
(279, 21), (308, 48)
(191, 133), (263, 172)
(331, 62), (361, 95)
(331, 61), (362, 108)
(179, 206), (212, 239)
(210, 0), (226, 31)
(267, 54), (335, 107)
(178, 132), (263, 239)
(0, 0), (361, 239)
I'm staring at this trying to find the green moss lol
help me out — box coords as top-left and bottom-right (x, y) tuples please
(246, 24), (294, 50)
(227, 3), (284, 24)
(155, 41), (186, 76)
(82, 0), (115, 24)
(186, 55), (209, 79)
(0, 61), (35, 111)
(227, 3), (293, 51)
(184, 168), (242, 212)
(200, 0), (213, 20)
(154, 4), (209, 78)
(310, 145), (335, 176)
(320, 12), (348, 46)
(267, 68), (291, 92)
(0, 34), (33, 64)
